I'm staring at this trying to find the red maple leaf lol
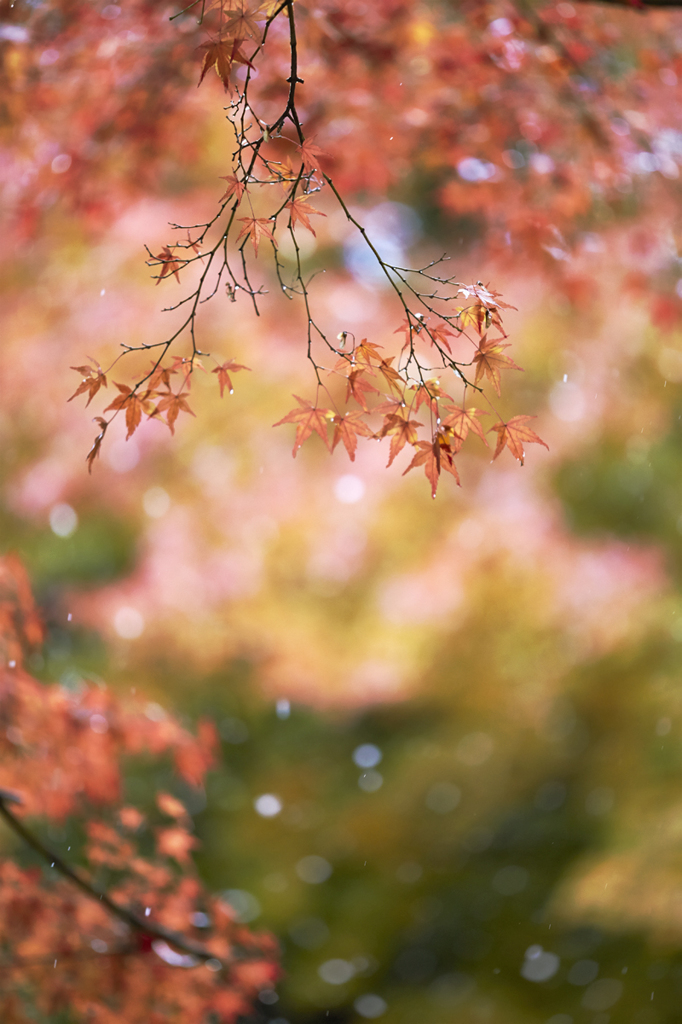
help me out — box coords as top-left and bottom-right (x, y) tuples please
(403, 435), (460, 498)
(414, 379), (447, 413)
(86, 417), (108, 474)
(379, 412), (423, 467)
(156, 825), (199, 865)
(489, 415), (549, 464)
(331, 410), (373, 461)
(344, 368), (378, 411)
(198, 36), (254, 91)
(442, 406), (489, 448)
(237, 217), (277, 256)
(212, 359), (251, 396)
(155, 390), (196, 435)
(472, 334), (522, 396)
(378, 356), (404, 393)
(104, 383), (150, 439)
(429, 321), (456, 353)
(298, 138), (327, 174)
(68, 363), (107, 407)
(152, 246), (185, 285)
(287, 194), (326, 236)
(218, 173), (246, 204)
(273, 395), (332, 456)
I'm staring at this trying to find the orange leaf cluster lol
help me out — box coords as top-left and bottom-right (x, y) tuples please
(272, 287), (547, 495)
(0, 557), (280, 1023)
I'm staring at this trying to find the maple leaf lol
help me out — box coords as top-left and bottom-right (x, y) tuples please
(218, 173), (246, 204)
(403, 435), (460, 498)
(273, 395), (332, 456)
(237, 216), (277, 256)
(490, 415), (549, 465)
(104, 383), (149, 439)
(457, 303), (490, 332)
(379, 412), (423, 467)
(429, 321), (456, 353)
(298, 138), (327, 174)
(393, 314), (428, 348)
(331, 410), (373, 461)
(153, 246), (185, 285)
(378, 356), (404, 393)
(155, 390), (196, 435)
(156, 825), (200, 865)
(394, 318), (416, 342)
(147, 361), (178, 391)
(344, 367), (378, 411)
(86, 417), (108, 473)
(223, 1), (267, 40)
(414, 379), (447, 413)
(353, 338), (384, 368)
(212, 359), (250, 396)
(198, 36), (254, 91)
(157, 792), (188, 820)
(169, 355), (203, 390)
(472, 334), (522, 396)
(68, 363), (107, 407)
(442, 406), (489, 447)
(119, 806), (145, 831)
(273, 155), (299, 190)
(287, 194), (326, 236)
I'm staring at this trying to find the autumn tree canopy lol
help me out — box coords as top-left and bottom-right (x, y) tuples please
(4, 0), (682, 1020)
(6, 0), (682, 494)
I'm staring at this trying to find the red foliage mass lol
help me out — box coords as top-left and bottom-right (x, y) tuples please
(0, 556), (280, 1023)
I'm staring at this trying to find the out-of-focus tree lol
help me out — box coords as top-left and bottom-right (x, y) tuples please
(6, 1), (682, 1023)
(0, 555), (280, 1022)
(8, 0), (682, 487)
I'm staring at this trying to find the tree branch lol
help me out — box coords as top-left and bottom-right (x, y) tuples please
(0, 791), (226, 968)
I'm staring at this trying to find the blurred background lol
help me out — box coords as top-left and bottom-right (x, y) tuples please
(6, 5), (682, 1021)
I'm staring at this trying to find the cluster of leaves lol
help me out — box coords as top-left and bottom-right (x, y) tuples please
(0, 556), (279, 1022)
(60, 0), (546, 491)
(274, 283), (548, 496)
(4, 0), (682, 244)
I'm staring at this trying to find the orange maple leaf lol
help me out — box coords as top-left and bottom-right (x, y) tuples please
(350, 338), (383, 369)
(68, 363), (107, 407)
(155, 390), (196, 435)
(379, 412), (423, 467)
(237, 216), (277, 256)
(218, 173), (246, 204)
(490, 415), (549, 465)
(287, 194), (326, 236)
(223, 1), (267, 40)
(212, 359), (250, 396)
(169, 355), (203, 389)
(429, 321), (457, 353)
(378, 356), (404, 393)
(442, 406), (488, 448)
(344, 368), (378, 411)
(147, 361), (178, 391)
(157, 792), (188, 820)
(198, 36), (254, 91)
(104, 383), (150, 439)
(273, 395), (332, 456)
(153, 246), (185, 285)
(414, 379), (447, 413)
(331, 411), (373, 461)
(403, 435), (460, 498)
(156, 825), (199, 865)
(472, 334), (522, 396)
(86, 417), (108, 474)
(119, 806), (145, 831)
(298, 138), (327, 174)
